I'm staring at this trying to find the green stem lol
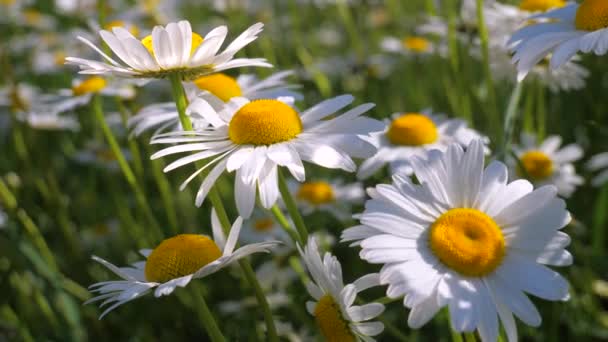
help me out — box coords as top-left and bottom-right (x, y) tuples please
(269, 205), (301, 245)
(190, 287), (227, 342)
(169, 74), (193, 131)
(91, 94), (162, 235)
(116, 98), (144, 178)
(475, 0), (500, 138)
(277, 168), (309, 243)
(425, 0), (436, 15)
(464, 332), (477, 342)
(500, 82), (524, 160)
(536, 81), (546, 139)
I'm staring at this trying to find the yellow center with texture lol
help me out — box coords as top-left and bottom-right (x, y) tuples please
(575, 0), (608, 31)
(193, 73), (243, 102)
(402, 37), (431, 53)
(519, 0), (565, 12)
(429, 208), (505, 277)
(387, 113), (438, 146)
(144, 234), (222, 283)
(519, 150), (554, 180)
(72, 77), (107, 96)
(229, 99), (303, 146)
(141, 32), (204, 57)
(297, 182), (335, 205)
(314, 295), (356, 342)
(104, 20), (140, 37)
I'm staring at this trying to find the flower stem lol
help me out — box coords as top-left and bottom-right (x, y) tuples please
(91, 94), (162, 237)
(277, 168), (309, 243)
(169, 74), (193, 131)
(500, 81), (524, 160)
(269, 204), (302, 245)
(190, 286), (226, 342)
(463, 332), (477, 342)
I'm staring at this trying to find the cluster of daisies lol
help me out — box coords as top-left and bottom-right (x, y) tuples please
(4, 0), (608, 341)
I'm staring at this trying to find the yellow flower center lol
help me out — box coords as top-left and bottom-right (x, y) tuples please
(253, 218), (275, 232)
(54, 51), (66, 66)
(96, 149), (117, 162)
(104, 20), (140, 37)
(297, 181), (335, 205)
(387, 113), (438, 146)
(9, 88), (28, 112)
(314, 295), (356, 342)
(228, 99), (303, 146)
(144, 234), (222, 283)
(429, 208), (505, 277)
(519, 150), (554, 181)
(72, 77), (107, 96)
(193, 73), (243, 102)
(575, 0), (608, 31)
(94, 224), (111, 236)
(23, 10), (41, 24)
(1, 0), (16, 5)
(402, 36), (431, 53)
(141, 32), (204, 57)
(519, 0), (565, 12)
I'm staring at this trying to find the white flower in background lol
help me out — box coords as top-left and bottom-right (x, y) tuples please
(0, 208), (7, 229)
(128, 70), (302, 136)
(46, 77), (136, 114)
(343, 140), (572, 342)
(66, 20), (272, 80)
(587, 152), (608, 186)
(381, 35), (436, 56)
(86, 209), (279, 318)
(299, 238), (385, 341)
(510, 1), (608, 80)
(288, 179), (365, 220)
(239, 209), (293, 246)
(219, 292), (290, 314)
(510, 134), (584, 197)
(73, 141), (131, 171)
(151, 94), (382, 218)
(303, 53), (397, 82)
(358, 110), (488, 179)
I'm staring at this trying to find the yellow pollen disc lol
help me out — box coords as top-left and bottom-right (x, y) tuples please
(429, 208), (505, 277)
(141, 32), (204, 57)
(575, 0), (608, 31)
(519, 150), (554, 181)
(297, 181), (335, 205)
(144, 234), (222, 283)
(253, 218), (275, 232)
(54, 51), (66, 66)
(402, 36), (431, 53)
(72, 77), (107, 96)
(23, 10), (41, 24)
(387, 113), (438, 146)
(104, 20), (140, 37)
(193, 73), (243, 102)
(314, 295), (356, 342)
(519, 0), (565, 12)
(228, 99), (303, 146)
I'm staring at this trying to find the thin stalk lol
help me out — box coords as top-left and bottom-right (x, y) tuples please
(169, 74), (193, 131)
(146, 144), (179, 233)
(91, 94), (162, 234)
(190, 287), (227, 342)
(116, 98), (144, 178)
(425, 0), (436, 15)
(168, 79), (278, 342)
(475, 0), (500, 138)
(536, 81), (546, 139)
(277, 168), (309, 243)
(500, 82), (524, 160)
(269, 205), (301, 245)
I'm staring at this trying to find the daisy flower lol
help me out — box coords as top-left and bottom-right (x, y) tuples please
(510, 134), (584, 197)
(587, 152), (608, 186)
(128, 70), (302, 136)
(150, 94), (383, 218)
(510, 0), (608, 80)
(66, 20), (272, 80)
(240, 209), (293, 246)
(357, 110), (488, 179)
(86, 210), (279, 318)
(288, 179), (365, 220)
(47, 77), (136, 114)
(342, 140), (572, 342)
(381, 35), (436, 56)
(299, 237), (385, 341)
(73, 141), (131, 171)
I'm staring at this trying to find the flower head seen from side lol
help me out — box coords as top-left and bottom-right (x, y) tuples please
(510, 1), (608, 80)
(128, 70), (302, 137)
(86, 209), (279, 318)
(289, 179), (365, 220)
(66, 20), (272, 80)
(151, 94), (383, 218)
(381, 35), (435, 56)
(342, 140), (572, 342)
(586, 152), (608, 187)
(299, 237), (385, 341)
(510, 134), (584, 197)
(47, 76), (136, 114)
(357, 110), (488, 179)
